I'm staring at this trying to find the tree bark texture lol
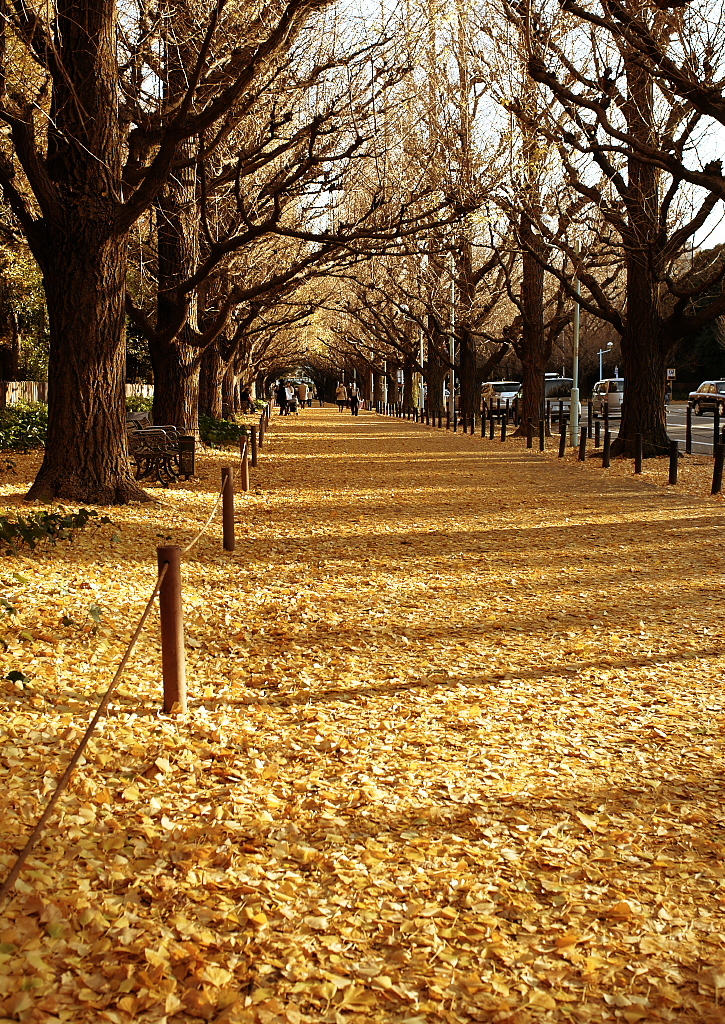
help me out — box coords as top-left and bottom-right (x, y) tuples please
(513, 217), (548, 434)
(612, 53), (670, 458)
(25, 0), (147, 503)
(199, 342), (224, 419)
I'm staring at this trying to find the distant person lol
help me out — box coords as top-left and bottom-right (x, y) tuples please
(276, 380), (287, 416)
(349, 381), (360, 416)
(285, 383), (297, 415)
(335, 382), (347, 412)
(317, 387), (324, 407)
(240, 385), (254, 414)
(298, 382), (308, 407)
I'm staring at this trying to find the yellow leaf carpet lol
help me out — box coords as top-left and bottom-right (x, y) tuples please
(1, 406), (724, 1023)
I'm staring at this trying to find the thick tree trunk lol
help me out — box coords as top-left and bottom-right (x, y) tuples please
(612, 54), (669, 458)
(150, 336), (200, 431)
(513, 218), (548, 435)
(23, 0), (148, 503)
(27, 226), (148, 503)
(221, 363), (235, 419)
(403, 362), (414, 408)
(199, 342), (223, 419)
(150, 41), (200, 435)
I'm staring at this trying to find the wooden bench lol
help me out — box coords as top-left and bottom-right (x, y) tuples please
(126, 419), (195, 486)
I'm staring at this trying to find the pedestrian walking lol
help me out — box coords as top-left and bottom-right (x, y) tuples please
(349, 381), (360, 416)
(335, 382), (347, 412)
(298, 381), (308, 407)
(276, 380), (287, 416)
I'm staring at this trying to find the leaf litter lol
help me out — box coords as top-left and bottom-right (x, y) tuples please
(1, 410), (725, 1023)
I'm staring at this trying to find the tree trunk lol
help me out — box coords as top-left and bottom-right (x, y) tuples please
(612, 52), (669, 458)
(403, 362), (414, 408)
(222, 363), (235, 419)
(199, 342), (223, 419)
(513, 218), (548, 434)
(27, 226), (148, 502)
(24, 0), (148, 503)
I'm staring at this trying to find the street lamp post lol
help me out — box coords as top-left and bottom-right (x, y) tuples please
(598, 342), (614, 381)
(569, 242), (581, 448)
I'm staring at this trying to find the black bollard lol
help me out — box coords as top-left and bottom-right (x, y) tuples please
(686, 403), (692, 454)
(669, 439), (679, 485)
(578, 426), (587, 461)
(713, 443), (725, 494)
(501, 417), (507, 442)
(634, 433), (643, 474)
(539, 419), (545, 451)
(526, 419), (533, 449)
(595, 419), (601, 448)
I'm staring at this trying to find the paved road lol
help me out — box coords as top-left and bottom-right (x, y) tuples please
(589, 403), (721, 455)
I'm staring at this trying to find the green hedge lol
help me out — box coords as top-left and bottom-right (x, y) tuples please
(0, 403), (48, 451)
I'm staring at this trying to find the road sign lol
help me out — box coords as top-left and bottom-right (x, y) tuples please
(667, 367), (676, 379)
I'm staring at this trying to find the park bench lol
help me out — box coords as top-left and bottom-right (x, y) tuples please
(126, 418), (195, 487)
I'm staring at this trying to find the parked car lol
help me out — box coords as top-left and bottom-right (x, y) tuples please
(517, 376), (581, 419)
(689, 380), (725, 416)
(481, 380), (521, 406)
(592, 378), (624, 417)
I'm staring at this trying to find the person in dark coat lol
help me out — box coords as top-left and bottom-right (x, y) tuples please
(276, 380), (288, 416)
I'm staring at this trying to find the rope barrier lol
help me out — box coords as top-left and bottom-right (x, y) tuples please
(0, 562), (169, 907)
(181, 475), (228, 554)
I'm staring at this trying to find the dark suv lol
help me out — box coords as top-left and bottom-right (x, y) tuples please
(689, 381), (725, 416)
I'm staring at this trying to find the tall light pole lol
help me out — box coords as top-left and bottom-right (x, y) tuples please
(449, 251), (456, 420)
(598, 342), (614, 381)
(569, 241), (581, 448)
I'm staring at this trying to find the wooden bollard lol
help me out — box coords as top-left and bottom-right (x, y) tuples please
(634, 433), (643, 474)
(489, 409), (495, 440)
(603, 430), (611, 468)
(539, 419), (545, 451)
(157, 545), (187, 713)
(259, 417), (265, 448)
(222, 466), (235, 551)
(558, 418), (567, 458)
(250, 425), (258, 467)
(595, 419), (601, 448)
(500, 417), (507, 442)
(686, 403), (692, 454)
(712, 443), (725, 494)
(669, 439), (679, 485)
(578, 426), (587, 461)
(240, 441), (250, 492)
(481, 408), (486, 438)
(526, 419), (533, 449)
(446, 410), (450, 430)
(453, 412), (458, 432)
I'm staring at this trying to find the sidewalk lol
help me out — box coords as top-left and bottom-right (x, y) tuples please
(1, 406), (724, 1024)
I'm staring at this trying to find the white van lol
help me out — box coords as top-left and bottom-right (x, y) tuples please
(592, 379), (624, 417)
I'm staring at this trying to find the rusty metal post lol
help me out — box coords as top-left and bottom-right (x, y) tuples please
(157, 546), (187, 713)
(240, 441), (250, 492)
(222, 467), (235, 551)
(250, 425), (258, 467)
(258, 416), (265, 448)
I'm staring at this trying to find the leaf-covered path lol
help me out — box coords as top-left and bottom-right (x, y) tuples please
(1, 407), (725, 1023)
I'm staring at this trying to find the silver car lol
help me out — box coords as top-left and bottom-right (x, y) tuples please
(592, 379), (624, 417)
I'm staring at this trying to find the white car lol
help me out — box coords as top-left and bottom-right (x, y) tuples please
(481, 381), (520, 407)
(592, 379), (624, 417)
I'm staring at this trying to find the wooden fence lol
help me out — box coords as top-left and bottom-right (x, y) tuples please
(0, 381), (154, 408)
